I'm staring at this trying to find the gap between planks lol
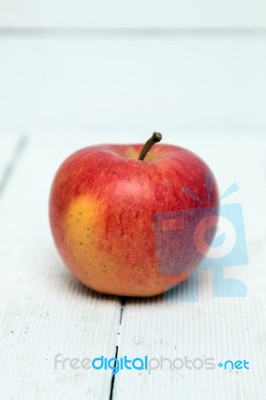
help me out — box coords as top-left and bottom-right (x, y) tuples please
(109, 297), (127, 400)
(0, 136), (28, 197)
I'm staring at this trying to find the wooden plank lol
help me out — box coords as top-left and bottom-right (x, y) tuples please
(0, 132), (265, 399)
(0, 0), (265, 29)
(112, 133), (266, 400)
(0, 37), (265, 136)
(0, 134), (121, 400)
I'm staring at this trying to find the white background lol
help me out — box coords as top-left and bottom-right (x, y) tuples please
(0, 0), (266, 136)
(0, 2), (266, 400)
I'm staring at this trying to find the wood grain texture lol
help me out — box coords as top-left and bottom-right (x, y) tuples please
(0, 135), (121, 400)
(0, 133), (265, 399)
(112, 133), (266, 400)
(0, 0), (265, 28)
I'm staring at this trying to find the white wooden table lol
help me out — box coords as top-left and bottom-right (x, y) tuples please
(0, 132), (265, 399)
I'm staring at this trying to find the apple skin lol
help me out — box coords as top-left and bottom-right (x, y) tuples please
(49, 143), (219, 297)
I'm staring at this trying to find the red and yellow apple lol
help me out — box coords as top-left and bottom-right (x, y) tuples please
(49, 133), (219, 297)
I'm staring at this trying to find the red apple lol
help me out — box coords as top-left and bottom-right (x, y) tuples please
(49, 133), (219, 297)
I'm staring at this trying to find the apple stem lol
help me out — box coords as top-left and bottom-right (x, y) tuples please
(138, 132), (162, 160)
